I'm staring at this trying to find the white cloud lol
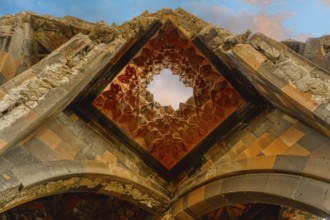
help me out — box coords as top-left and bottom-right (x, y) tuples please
(251, 12), (292, 40)
(320, 0), (330, 4)
(147, 69), (193, 109)
(292, 33), (313, 42)
(243, 0), (272, 5)
(185, 2), (292, 40)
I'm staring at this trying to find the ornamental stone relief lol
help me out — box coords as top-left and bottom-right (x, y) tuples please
(93, 21), (244, 169)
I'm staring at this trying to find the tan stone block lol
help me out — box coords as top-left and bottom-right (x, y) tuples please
(243, 144), (262, 158)
(234, 152), (248, 161)
(95, 154), (103, 162)
(36, 126), (63, 150)
(283, 143), (310, 156)
(0, 52), (20, 80)
(54, 142), (75, 160)
(232, 44), (268, 70)
(241, 132), (257, 146)
(232, 140), (247, 152)
(242, 155), (276, 170)
(252, 133), (274, 149)
(279, 128), (305, 146)
(282, 83), (318, 113)
(100, 150), (117, 164)
(262, 139), (289, 155)
(0, 88), (7, 99)
(55, 152), (74, 160)
(188, 186), (205, 207)
(0, 138), (7, 151)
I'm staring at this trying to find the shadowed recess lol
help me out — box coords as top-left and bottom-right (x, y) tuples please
(0, 193), (152, 220)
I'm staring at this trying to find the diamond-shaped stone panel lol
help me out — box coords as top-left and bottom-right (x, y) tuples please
(93, 20), (244, 169)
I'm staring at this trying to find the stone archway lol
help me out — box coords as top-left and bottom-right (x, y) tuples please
(168, 173), (330, 219)
(0, 160), (170, 215)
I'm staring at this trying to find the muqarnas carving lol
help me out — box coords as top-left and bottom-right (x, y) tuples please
(93, 21), (244, 169)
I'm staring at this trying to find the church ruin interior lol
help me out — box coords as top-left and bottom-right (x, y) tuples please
(0, 8), (330, 220)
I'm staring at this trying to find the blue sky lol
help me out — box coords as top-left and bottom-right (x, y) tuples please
(1, 0), (330, 41)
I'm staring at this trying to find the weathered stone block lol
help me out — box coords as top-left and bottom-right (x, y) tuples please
(304, 38), (327, 68)
(281, 83), (318, 113)
(232, 44), (267, 70)
(250, 33), (285, 60)
(0, 52), (20, 80)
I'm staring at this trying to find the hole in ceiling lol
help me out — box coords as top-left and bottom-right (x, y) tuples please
(147, 68), (193, 110)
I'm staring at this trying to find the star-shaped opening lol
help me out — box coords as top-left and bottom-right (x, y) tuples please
(147, 68), (193, 110)
(91, 20), (244, 170)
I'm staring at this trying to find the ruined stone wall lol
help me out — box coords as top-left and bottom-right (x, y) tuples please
(0, 12), (118, 85)
(283, 35), (330, 70)
(1, 8), (330, 219)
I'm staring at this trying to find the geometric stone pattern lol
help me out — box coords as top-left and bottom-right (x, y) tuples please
(93, 20), (244, 169)
(0, 112), (170, 213)
(175, 108), (330, 200)
(2, 108), (329, 217)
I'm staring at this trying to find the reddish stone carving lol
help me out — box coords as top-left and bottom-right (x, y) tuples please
(93, 20), (244, 169)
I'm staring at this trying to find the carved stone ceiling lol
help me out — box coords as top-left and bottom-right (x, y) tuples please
(92, 20), (244, 170)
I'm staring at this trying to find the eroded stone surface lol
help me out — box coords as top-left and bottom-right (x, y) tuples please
(320, 35), (330, 54)
(0, 12), (120, 84)
(0, 32), (125, 154)
(0, 176), (167, 213)
(247, 33), (330, 135)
